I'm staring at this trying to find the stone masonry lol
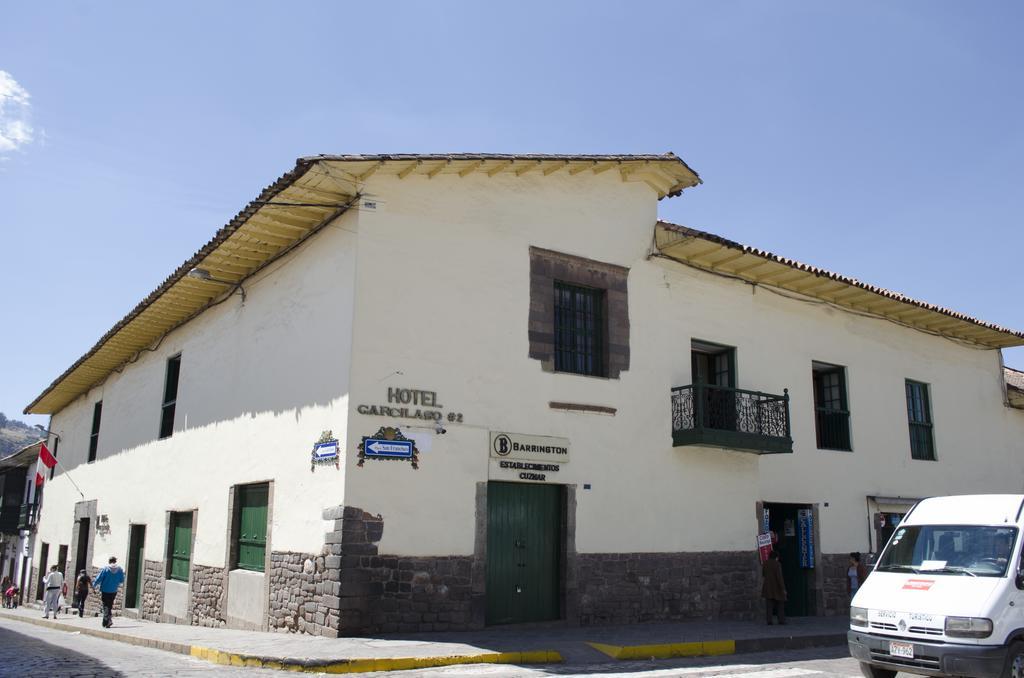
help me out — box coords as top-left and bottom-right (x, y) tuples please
(820, 553), (851, 617)
(576, 551), (760, 625)
(528, 247), (630, 378)
(189, 564), (226, 627)
(268, 551), (339, 636)
(140, 560), (163, 621)
(336, 506), (478, 634)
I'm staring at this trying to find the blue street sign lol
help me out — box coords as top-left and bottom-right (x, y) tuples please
(313, 441), (339, 461)
(364, 438), (414, 459)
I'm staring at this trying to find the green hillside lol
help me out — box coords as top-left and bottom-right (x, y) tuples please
(0, 413), (44, 457)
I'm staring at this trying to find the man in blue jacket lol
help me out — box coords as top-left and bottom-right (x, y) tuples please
(93, 556), (125, 628)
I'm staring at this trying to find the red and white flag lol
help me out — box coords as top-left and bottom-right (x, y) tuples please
(35, 443), (57, 487)
(39, 443), (57, 469)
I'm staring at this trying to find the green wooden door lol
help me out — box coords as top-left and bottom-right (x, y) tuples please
(125, 525), (145, 608)
(169, 513), (192, 582)
(485, 482), (562, 625)
(237, 484), (268, 572)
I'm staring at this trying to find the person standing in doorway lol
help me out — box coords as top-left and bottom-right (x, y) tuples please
(848, 552), (868, 598)
(762, 550), (787, 625)
(92, 556), (124, 628)
(42, 565), (63, 619)
(74, 570), (91, 618)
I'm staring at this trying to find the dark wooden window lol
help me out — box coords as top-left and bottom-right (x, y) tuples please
(159, 355), (181, 439)
(905, 380), (935, 461)
(48, 437), (59, 481)
(813, 363), (851, 451)
(554, 282), (606, 377)
(167, 511), (192, 581)
(234, 484), (269, 572)
(88, 401), (102, 463)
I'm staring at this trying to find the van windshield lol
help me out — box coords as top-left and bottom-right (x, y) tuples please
(876, 525), (1017, 577)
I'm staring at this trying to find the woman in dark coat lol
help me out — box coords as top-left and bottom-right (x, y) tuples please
(762, 550), (787, 625)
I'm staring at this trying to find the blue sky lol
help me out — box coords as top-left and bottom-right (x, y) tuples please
(1, 1), (1021, 425)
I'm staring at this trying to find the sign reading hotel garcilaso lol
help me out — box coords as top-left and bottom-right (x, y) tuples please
(490, 432), (570, 463)
(357, 387), (464, 423)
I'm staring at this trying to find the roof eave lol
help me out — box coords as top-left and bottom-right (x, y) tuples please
(655, 221), (1024, 350)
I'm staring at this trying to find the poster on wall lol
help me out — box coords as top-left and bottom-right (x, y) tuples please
(797, 509), (815, 569)
(757, 532), (773, 564)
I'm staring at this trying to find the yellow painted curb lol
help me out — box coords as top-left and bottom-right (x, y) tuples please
(587, 639), (736, 661)
(187, 645), (562, 674)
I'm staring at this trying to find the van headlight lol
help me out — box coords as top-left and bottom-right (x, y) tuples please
(944, 616), (993, 638)
(850, 606), (868, 627)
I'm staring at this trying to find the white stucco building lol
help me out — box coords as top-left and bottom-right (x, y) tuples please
(23, 153), (1024, 635)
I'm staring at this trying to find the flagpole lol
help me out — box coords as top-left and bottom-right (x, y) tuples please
(51, 454), (87, 502)
(36, 434), (86, 502)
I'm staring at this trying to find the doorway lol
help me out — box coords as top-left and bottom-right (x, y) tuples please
(56, 545), (68, 579)
(763, 502), (815, 617)
(73, 518), (90, 574)
(876, 512), (906, 553)
(125, 525), (145, 609)
(36, 543), (48, 601)
(691, 340), (737, 431)
(485, 482), (563, 625)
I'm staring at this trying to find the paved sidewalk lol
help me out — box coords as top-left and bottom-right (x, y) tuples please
(0, 605), (849, 673)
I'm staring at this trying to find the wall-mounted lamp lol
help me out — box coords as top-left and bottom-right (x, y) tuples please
(187, 267), (246, 304)
(34, 425), (61, 442)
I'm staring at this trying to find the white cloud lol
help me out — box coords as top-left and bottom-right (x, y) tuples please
(0, 71), (35, 154)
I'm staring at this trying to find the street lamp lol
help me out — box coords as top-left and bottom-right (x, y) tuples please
(187, 267), (246, 303)
(33, 425), (61, 442)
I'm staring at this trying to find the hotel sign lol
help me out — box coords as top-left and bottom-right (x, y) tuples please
(489, 432), (570, 464)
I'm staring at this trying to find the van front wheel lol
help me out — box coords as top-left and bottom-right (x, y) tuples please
(858, 662), (896, 678)
(1004, 641), (1024, 678)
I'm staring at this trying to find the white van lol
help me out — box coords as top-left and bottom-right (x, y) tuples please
(849, 494), (1024, 678)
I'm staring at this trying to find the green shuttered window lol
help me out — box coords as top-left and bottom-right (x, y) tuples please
(236, 484), (268, 572)
(905, 380), (936, 461)
(168, 512), (192, 582)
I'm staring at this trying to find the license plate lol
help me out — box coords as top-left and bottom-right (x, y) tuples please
(889, 641), (914, 659)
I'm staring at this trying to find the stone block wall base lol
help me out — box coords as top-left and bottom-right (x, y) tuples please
(190, 564), (226, 627)
(140, 560), (164, 621)
(820, 553), (851, 617)
(335, 505), (476, 635)
(576, 551), (760, 625)
(269, 551), (339, 636)
(28, 567), (38, 606)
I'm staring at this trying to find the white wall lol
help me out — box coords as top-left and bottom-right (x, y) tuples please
(35, 209), (360, 568)
(341, 170), (1024, 560)
(32, 168), (1024, 574)
(342, 171), (761, 557)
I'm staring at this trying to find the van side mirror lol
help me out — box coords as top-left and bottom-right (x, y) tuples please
(1015, 572), (1024, 590)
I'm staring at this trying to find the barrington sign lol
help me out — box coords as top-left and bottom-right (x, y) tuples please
(489, 432), (570, 464)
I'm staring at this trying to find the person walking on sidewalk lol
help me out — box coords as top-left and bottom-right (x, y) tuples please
(42, 565), (64, 619)
(74, 570), (92, 618)
(762, 550), (787, 625)
(93, 556), (124, 628)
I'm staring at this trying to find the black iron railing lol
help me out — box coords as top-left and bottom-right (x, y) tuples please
(671, 383), (793, 454)
(815, 407), (851, 451)
(17, 503), (37, 531)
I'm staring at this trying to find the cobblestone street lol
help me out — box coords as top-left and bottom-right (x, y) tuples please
(0, 615), (876, 678)
(0, 617), (273, 677)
